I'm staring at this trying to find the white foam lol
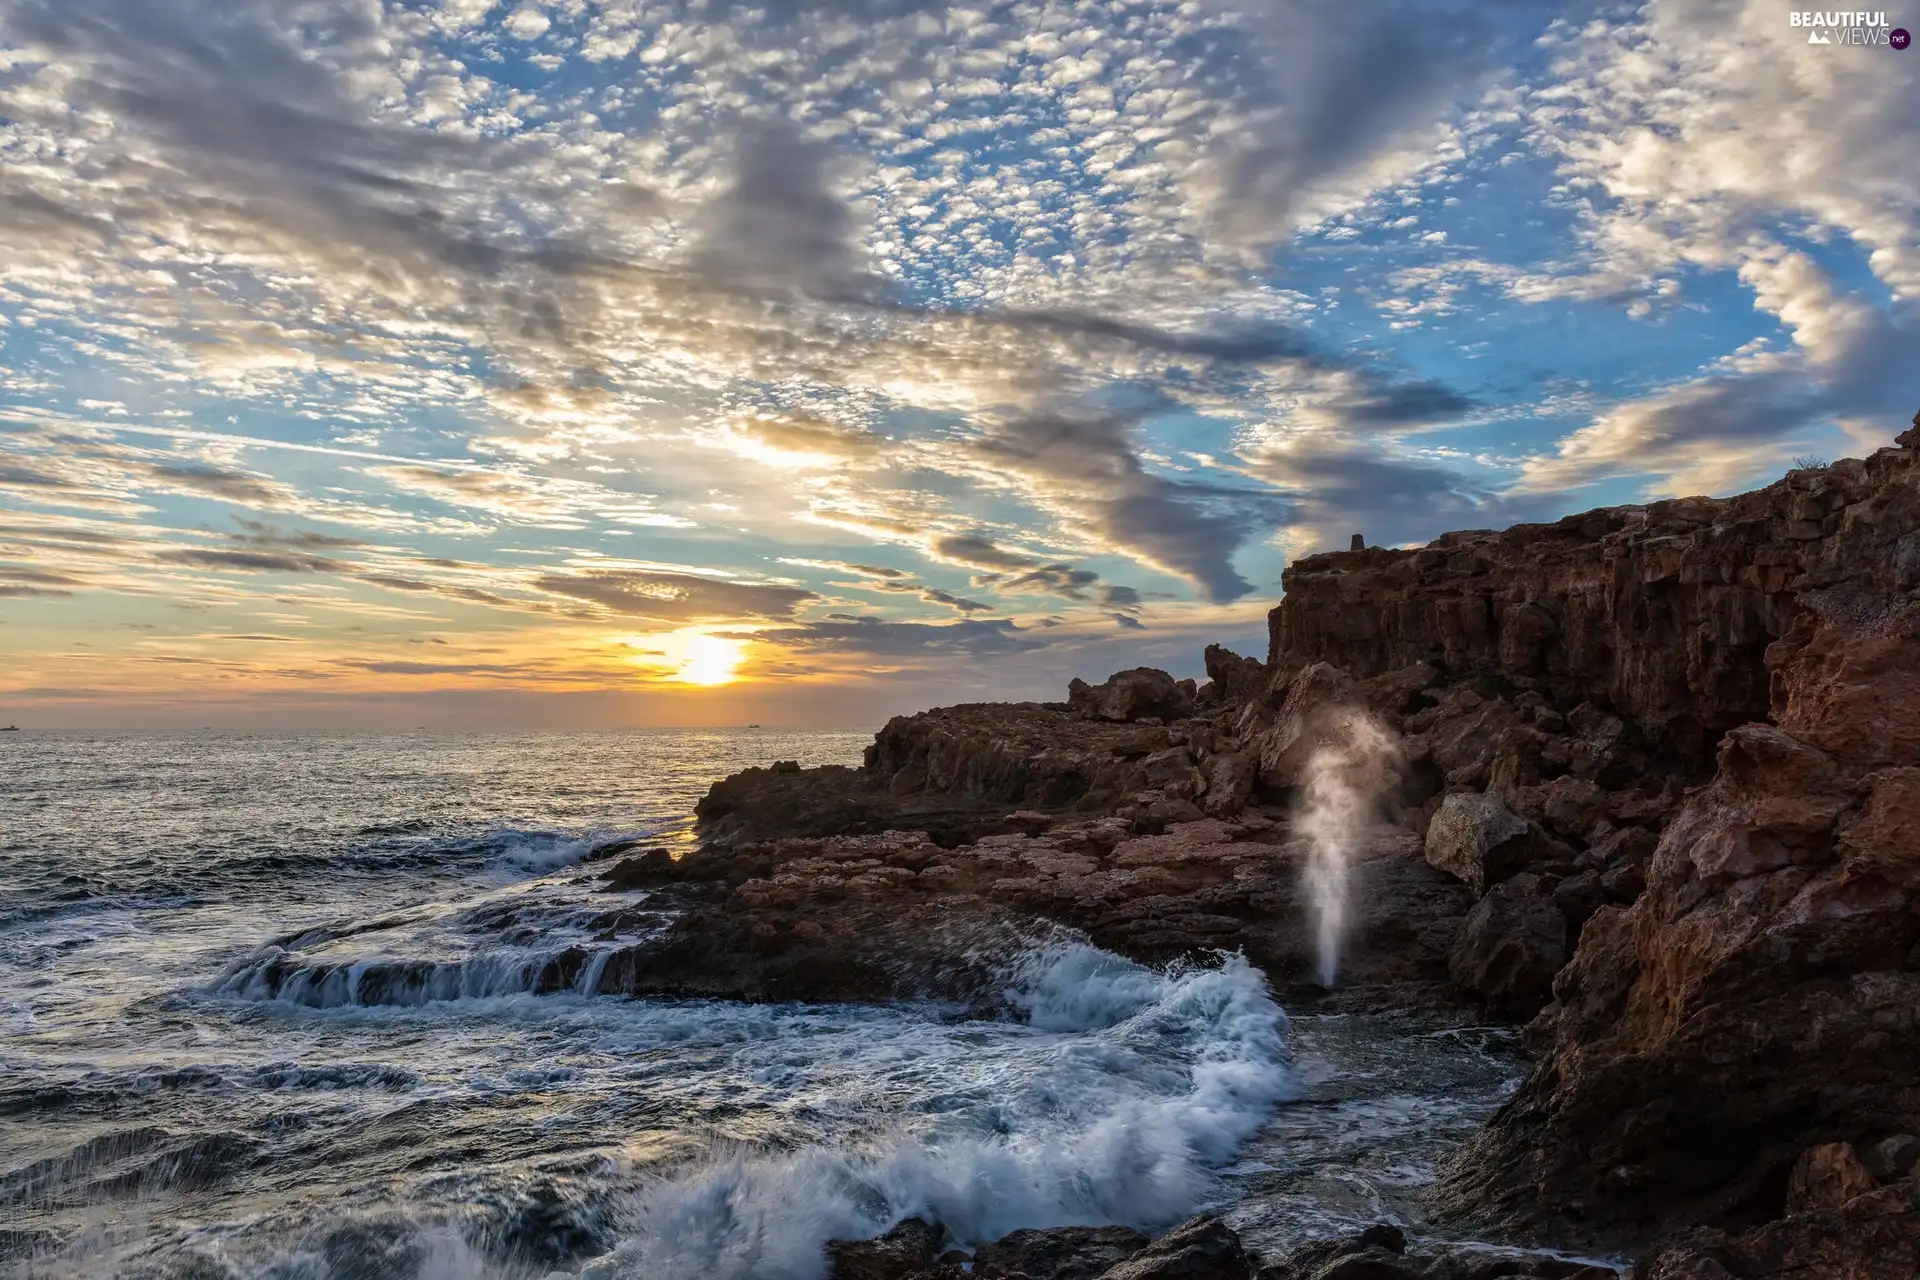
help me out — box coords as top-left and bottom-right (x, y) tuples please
(594, 947), (1295, 1280)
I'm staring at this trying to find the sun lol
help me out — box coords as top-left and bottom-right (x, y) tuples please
(674, 634), (747, 686)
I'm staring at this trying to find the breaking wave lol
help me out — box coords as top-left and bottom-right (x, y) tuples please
(597, 947), (1294, 1280)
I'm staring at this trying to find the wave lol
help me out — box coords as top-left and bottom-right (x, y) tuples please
(596, 946), (1294, 1280)
(210, 941), (628, 1008)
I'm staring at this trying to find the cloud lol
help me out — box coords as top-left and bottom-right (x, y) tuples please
(1243, 433), (1566, 551)
(967, 402), (1275, 603)
(532, 569), (817, 622)
(221, 518), (367, 549)
(0, 568), (88, 586)
(718, 615), (1046, 658)
(778, 558), (909, 579)
(156, 548), (348, 572)
(1193, 0), (1523, 247)
(930, 534), (1043, 573)
(145, 463), (296, 507)
(0, 463), (84, 490)
(692, 121), (884, 301)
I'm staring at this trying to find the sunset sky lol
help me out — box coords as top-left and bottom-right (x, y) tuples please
(1, 0), (1915, 728)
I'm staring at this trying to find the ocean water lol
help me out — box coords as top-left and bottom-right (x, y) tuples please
(0, 730), (1531, 1279)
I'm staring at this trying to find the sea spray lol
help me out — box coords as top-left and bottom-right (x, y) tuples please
(1294, 709), (1402, 987)
(598, 946), (1295, 1280)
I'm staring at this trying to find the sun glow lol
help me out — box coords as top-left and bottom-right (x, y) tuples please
(674, 634), (747, 686)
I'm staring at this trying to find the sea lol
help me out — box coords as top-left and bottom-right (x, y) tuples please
(0, 730), (1532, 1279)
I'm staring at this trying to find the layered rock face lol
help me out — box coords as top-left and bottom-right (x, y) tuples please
(1432, 427), (1920, 1265)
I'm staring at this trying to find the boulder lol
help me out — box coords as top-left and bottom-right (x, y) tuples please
(1200, 750), (1258, 818)
(1637, 1181), (1920, 1280)
(1786, 1142), (1879, 1214)
(828, 1218), (957, 1280)
(1256, 662), (1359, 789)
(1446, 878), (1568, 1015)
(1098, 1216), (1251, 1279)
(1256, 1226), (1617, 1280)
(1422, 791), (1534, 894)
(1069, 668), (1197, 723)
(973, 1225), (1149, 1279)
(1204, 644), (1271, 705)
(1863, 1134), (1920, 1182)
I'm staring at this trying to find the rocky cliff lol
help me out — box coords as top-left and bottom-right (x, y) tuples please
(1427, 423), (1920, 1271)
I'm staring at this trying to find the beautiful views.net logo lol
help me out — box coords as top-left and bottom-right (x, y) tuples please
(1789, 10), (1908, 44)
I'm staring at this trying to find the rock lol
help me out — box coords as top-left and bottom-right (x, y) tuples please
(1070, 668), (1196, 723)
(828, 1218), (958, 1280)
(1787, 1142), (1879, 1213)
(1637, 1181), (1920, 1280)
(1864, 1133), (1920, 1182)
(1255, 1227), (1617, 1279)
(1423, 791), (1534, 894)
(1205, 644), (1271, 705)
(1437, 421), (1920, 1238)
(1353, 662), (1441, 720)
(1200, 751), (1258, 818)
(1098, 1216), (1251, 1279)
(1256, 662), (1359, 789)
(1447, 879), (1568, 1015)
(1551, 869), (1605, 938)
(973, 1225), (1149, 1279)
(771, 759), (802, 774)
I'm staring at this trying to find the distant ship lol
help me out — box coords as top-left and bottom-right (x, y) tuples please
(0, 725), (18, 732)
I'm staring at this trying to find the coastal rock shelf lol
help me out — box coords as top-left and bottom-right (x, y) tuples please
(631, 411), (1920, 1278)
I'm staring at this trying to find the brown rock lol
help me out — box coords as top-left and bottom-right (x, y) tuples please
(1638, 1181), (1920, 1280)
(1437, 423), (1920, 1238)
(1097, 1215), (1250, 1280)
(1256, 662), (1358, 789)
(973, 1225), (1149, 1279)
(1446, 878), (1568, 1015)
(1204, 644), (1270, 705)
(1423, 791), (1533, 894)
(1069, 668), (1197, 723)
(828, 1218), (958, 1280)
(1200, 751), (1258, 818)
(1786, 1142), (1879, 1213)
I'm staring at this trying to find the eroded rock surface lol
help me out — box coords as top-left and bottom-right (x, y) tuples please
(1432, 428), (1920, 1256)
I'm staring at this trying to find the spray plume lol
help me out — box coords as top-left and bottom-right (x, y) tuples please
(1294, 708), (1401, 987)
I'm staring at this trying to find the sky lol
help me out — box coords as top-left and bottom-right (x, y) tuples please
(0, 0), (1916, 729)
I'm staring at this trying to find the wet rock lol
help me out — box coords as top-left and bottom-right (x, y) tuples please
(1098, 1215), (1251, 1279)
(1423, 792), (1534, 894)
(1786, 1142), (1879, 1213)
(1255, 1227), (1616, 1280)
(973, 1225), (1149, 1279)
(829, 1218), (961, 1280)
(1447, 879), (1568, 1015)
(1070, 668), (1196, 723)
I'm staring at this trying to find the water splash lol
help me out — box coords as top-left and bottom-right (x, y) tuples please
(1295, 709), (1401, 987)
